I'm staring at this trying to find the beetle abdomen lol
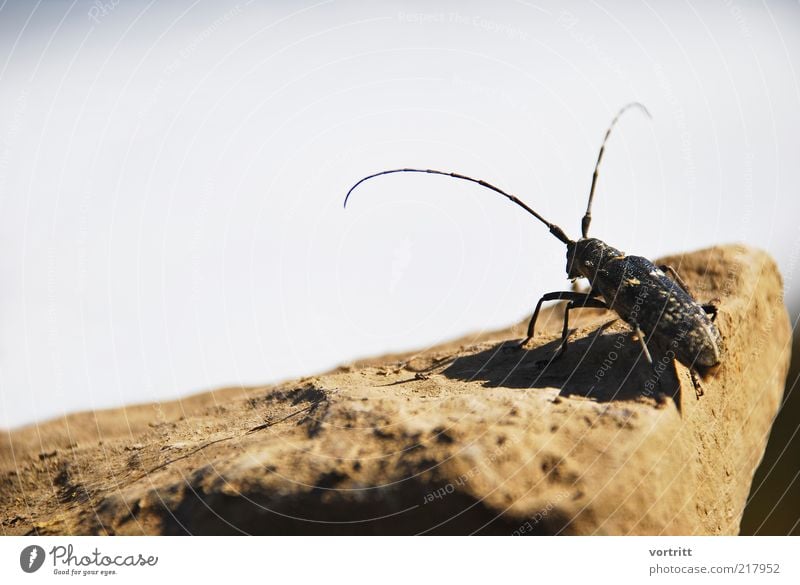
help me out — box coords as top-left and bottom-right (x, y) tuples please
(595, 256), (722, 369)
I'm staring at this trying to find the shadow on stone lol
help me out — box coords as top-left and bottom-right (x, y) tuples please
(156, 480), (527, 535)
(442, 325), (681, 406)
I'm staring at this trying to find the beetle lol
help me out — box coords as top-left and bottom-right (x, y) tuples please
(344, 103), (722, 397)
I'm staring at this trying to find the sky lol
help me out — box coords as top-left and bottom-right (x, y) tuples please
(0, 0), (799, 428)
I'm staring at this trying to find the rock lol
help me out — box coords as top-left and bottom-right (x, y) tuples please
(0, 245), (790, 535)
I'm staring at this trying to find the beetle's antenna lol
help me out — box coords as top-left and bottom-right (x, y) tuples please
(581, 102), (651, 239)
(344, 168), (572, 245)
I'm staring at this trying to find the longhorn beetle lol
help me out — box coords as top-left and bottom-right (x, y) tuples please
(344, 103), (722, 397)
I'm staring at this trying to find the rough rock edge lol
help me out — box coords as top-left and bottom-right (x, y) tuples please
(0, 245), (790, 535)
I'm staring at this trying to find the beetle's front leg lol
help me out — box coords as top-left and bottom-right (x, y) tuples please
(516, 291), (607, 351)
(543, 296), (609, 366)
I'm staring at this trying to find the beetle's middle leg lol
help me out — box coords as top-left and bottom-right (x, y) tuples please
(516, 291), (607, 351)
(632, 325), (665, 395)
(633, 325), (653, 365)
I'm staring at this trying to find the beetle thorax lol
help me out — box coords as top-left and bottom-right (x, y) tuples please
(566, 238), (625, 282)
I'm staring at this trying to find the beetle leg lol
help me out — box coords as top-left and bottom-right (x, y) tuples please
(659, 264), (693, 297)
(633, 325), (665, 395)
(690, 369), (705, 399)
(633, 325), (653, 365)
(530, 295), (608, 368)
(662, 264), (719, 324)
(552, 299), (609, 360)
(701, 303), (718, 323)
(517, 291), (606, 350)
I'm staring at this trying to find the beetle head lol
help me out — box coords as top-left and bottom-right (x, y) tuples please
(566, 238), (624, 282)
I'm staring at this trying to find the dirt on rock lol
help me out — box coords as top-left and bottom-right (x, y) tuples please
(0, 244), (791, 535)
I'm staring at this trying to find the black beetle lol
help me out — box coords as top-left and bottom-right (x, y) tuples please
(344, 103), (722, 397)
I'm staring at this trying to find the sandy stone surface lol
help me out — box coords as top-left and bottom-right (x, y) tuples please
(0, 245), (790, 535)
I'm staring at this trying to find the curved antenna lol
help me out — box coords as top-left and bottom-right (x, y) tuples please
(344, 168), (572, 245)
(582, 102), (652, 238)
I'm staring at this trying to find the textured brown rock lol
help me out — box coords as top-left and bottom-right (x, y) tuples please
(0, 245), (790, 535)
